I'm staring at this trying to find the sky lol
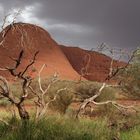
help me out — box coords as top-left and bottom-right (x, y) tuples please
(0, 0), (140, 52)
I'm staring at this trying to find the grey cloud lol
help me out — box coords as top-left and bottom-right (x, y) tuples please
(0, 0), (140, 51)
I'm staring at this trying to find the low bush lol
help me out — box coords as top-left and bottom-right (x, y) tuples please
(49, 89), (73, 114)
(75, 81), (116, 102)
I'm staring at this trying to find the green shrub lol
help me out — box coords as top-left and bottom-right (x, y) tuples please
(96, 86), (116, 102)
(49, 89), (73, 114)
(75, 82), (116, 102)
(75, 82), (99, 100)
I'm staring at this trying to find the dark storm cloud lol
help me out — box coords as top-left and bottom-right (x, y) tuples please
(0, 0), (140, 51)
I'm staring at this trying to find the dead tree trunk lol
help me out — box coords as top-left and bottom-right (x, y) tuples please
(0, 50), (39, 120)
(16, 104), (29, 120)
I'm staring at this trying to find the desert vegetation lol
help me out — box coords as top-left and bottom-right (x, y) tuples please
(0, 14), (140, 140)
(0, 47), (139, 140)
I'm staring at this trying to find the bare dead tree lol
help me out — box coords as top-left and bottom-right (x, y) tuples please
(76, 45), (138, 118)
(78, 52), (91, 82)
(0, 50), (39, 120)
(28, 64), (71, 121)
(28, 64), (59, 121)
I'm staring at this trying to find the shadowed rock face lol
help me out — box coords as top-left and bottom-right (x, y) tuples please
(61, 46), (126, 82)
(0, 23), (80, 80)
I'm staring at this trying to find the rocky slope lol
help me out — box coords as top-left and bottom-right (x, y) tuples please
(0, 23), (80, 80)
(0, 23), (125, 82)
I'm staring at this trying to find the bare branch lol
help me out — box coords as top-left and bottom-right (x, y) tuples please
(29, 64), (59, 120)
(78, 51), (91, 82)
(76, 45), (139, 118)
(21, 51), (39, 76)
(0, 50), (39, 120)
(0, 76), (16, 105)
(38, 64), (47, 93)
(0, 10), (21, 48)
(1, 14), (10, 30)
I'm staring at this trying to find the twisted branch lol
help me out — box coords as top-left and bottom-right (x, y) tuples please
(0, 50), (39, 120)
